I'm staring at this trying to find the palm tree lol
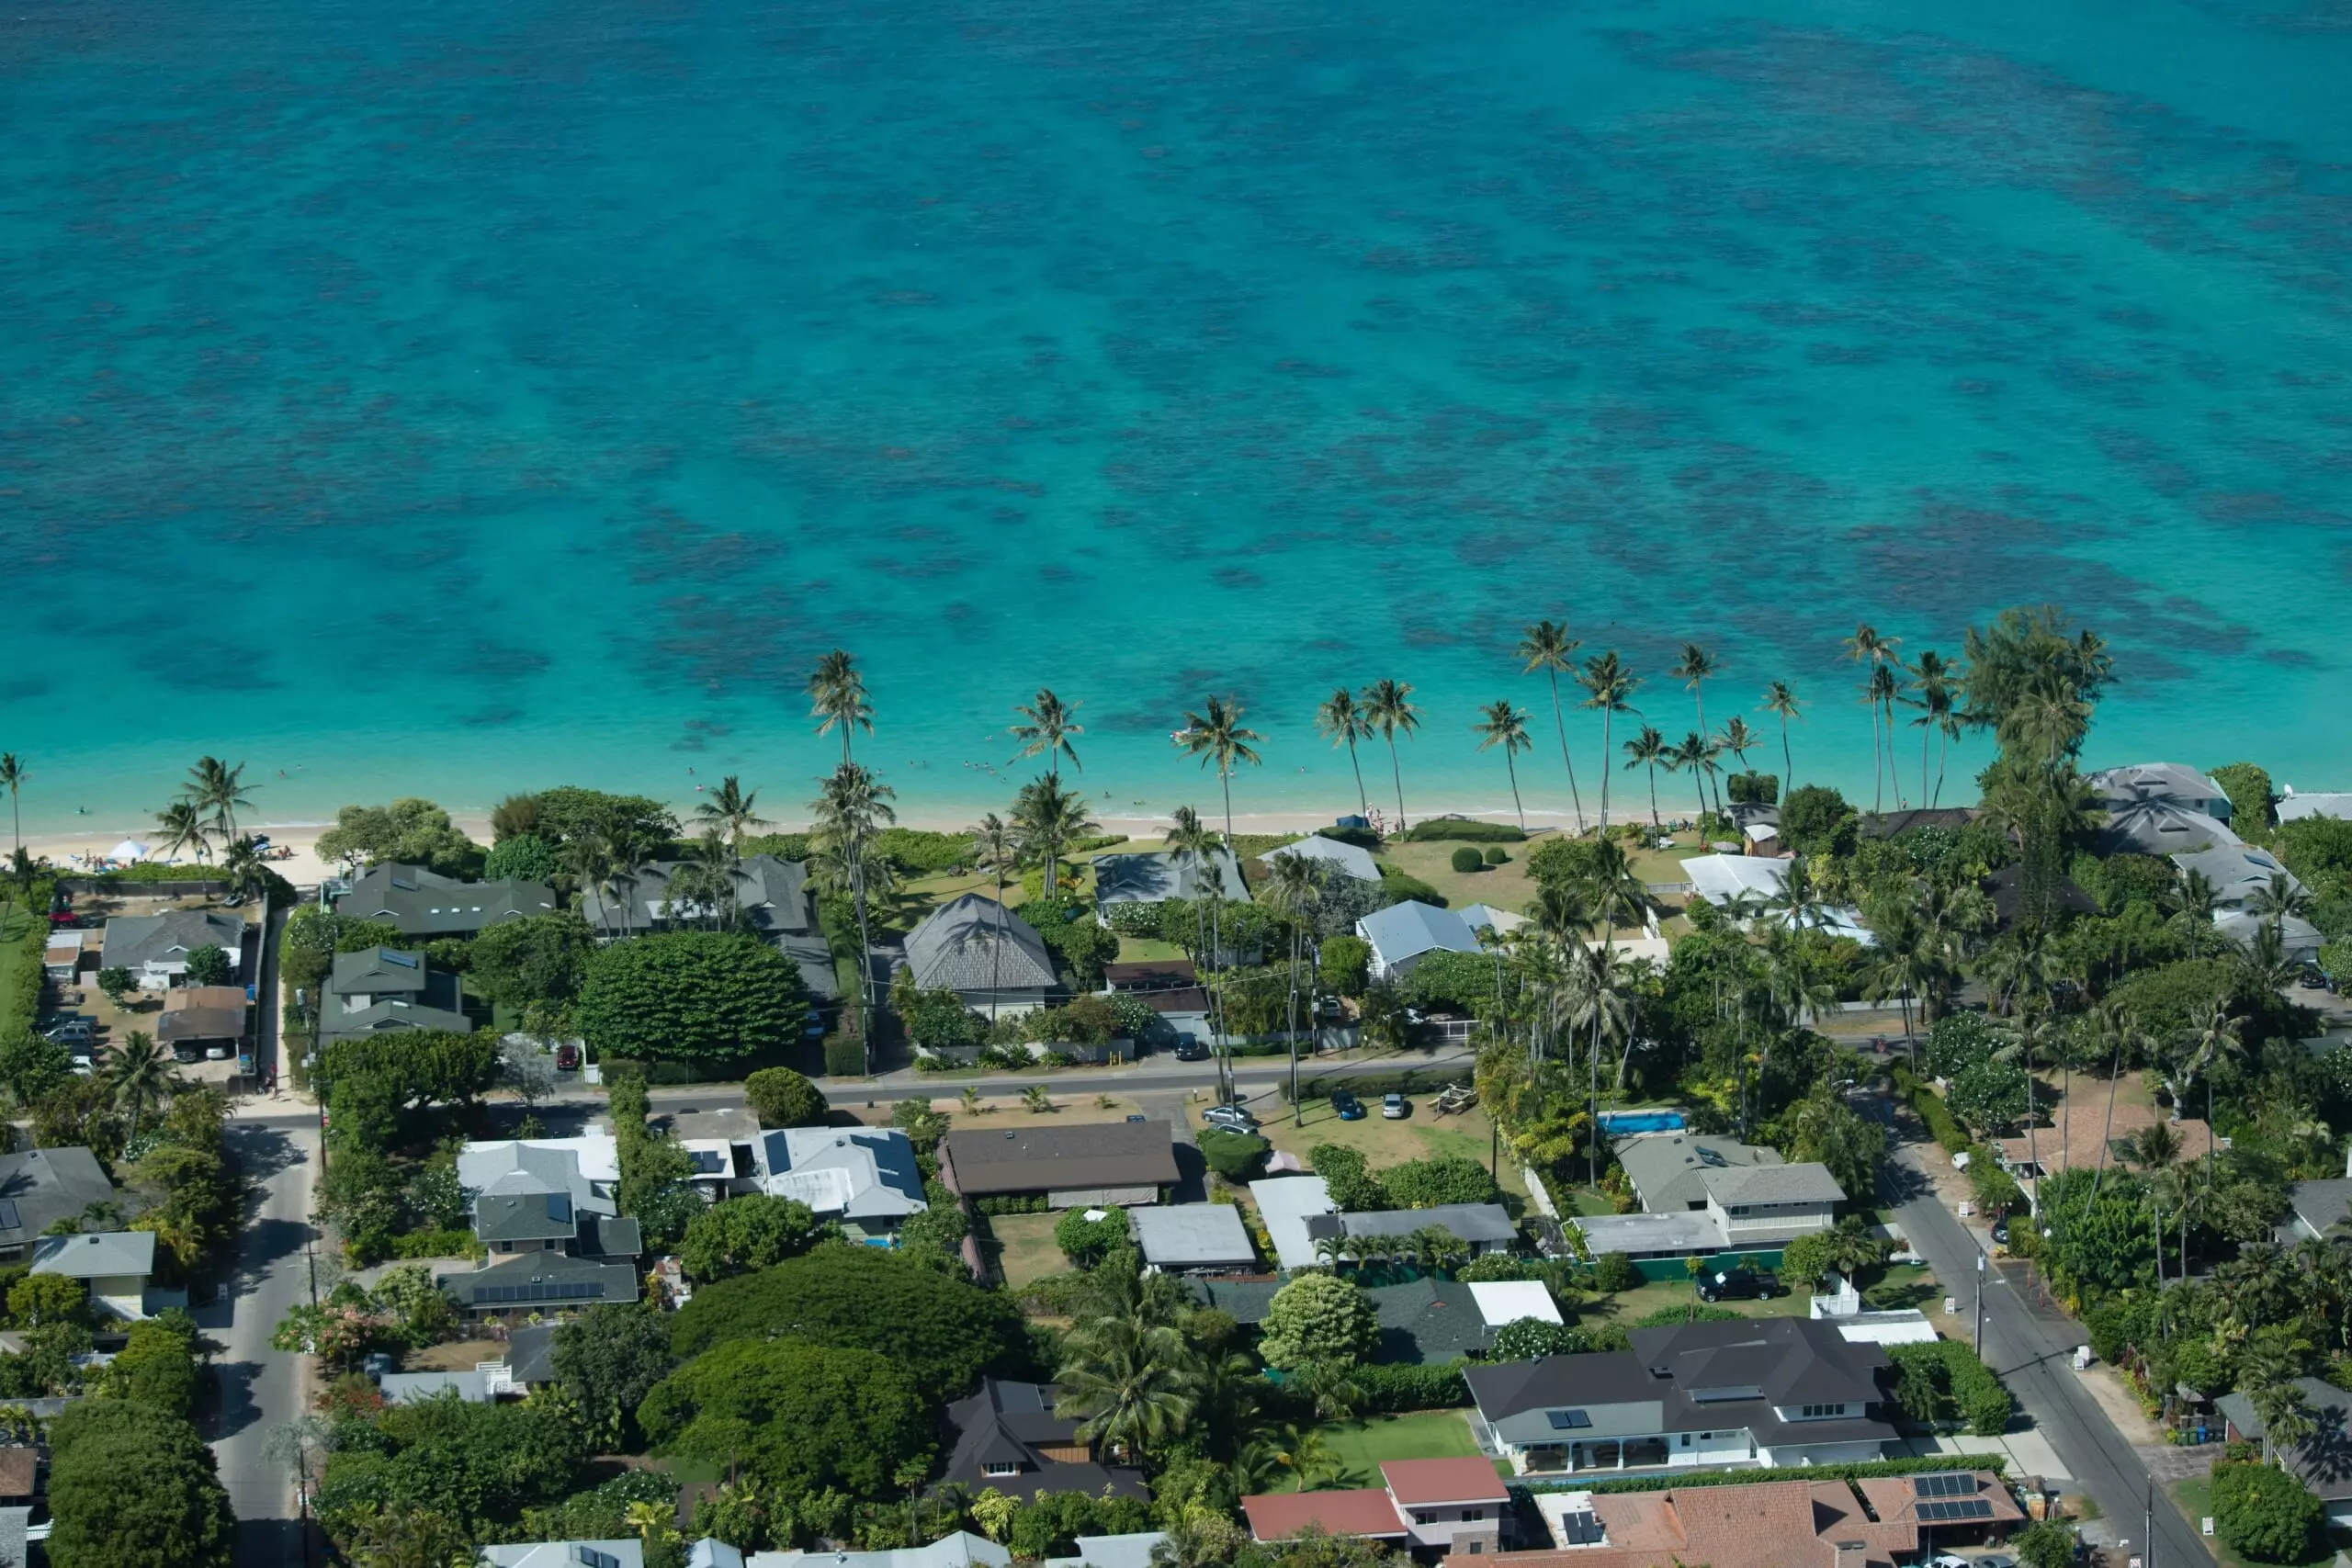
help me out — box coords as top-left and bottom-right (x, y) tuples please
(2165, 869), (2225, 958)
(1843, 626), (1900, 811)
(561, 828), (616, 916)
(1576, 653), (1642, 832)
(185, 756), (254, 838)
(813, 763), (897, 1054)
(154, 800), (212, 865)
(1013, 776), (1098, 903)
(1173, 697), (1264, 846)
(1011, 689), (1083, 781)
(1261, 852), (1325, 1123)
(222, 834), (271, 904)
(1315, 689), (1374, 819)
(1866, 662), (1907, 809)
(1759, 681), (1803, 790)
(1055, 1317), (1199, 1461)
(0, 754), (22, 854)
(1715, 715), (1760, 791)
(1472, 701), (1532, 829)
(1621, 725), (1670, 829)
(807, 649), (873, 763)
(969, 813), (1020, 1020)
(1361, 680), (1419, 831)
(1907, 652), (1957, 807)
(1670, 643), (1720, 798)
(1517, 620), (1587, 827)
(692, 776), (769, 852)
(1669, 732), (1716, 822)
(2246, 872), (2316, 927)
(107, 1030), (178, 1142)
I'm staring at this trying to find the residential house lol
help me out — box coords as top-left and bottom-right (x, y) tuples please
(1995, 1102), (2214, 1213)
(1244, 1459), (1510, 1551)
(1261, 834), (1381, 886)
(899, 894), (1059, 1014)
(1464, 1317), (1896, 1476)
(749, 1127), (927, 1244)
(456, 1134), (638, 1262)
(436, 1248), (640, 1316)
(99, 908), (246, 989)
(2279, 789), (2352, 825)
(940, 1379), (1146, 1498)
(1129, 1204), (1255, 1273)
(156, 985), (250, 1056)
(2172, 842), (2324, 963)
(503, 1325), (560, 1391)
(1250, 1175), (1337, 1270)
(937, 1122), (1178, 1209)
(321, 947), (473, 1041)
(1984, 863), (2101, 930)
(31, 1230), (179, 1322)
(1859, 807), (1977, 837)
(1616, 1134), (1785, 1214)
(2087, 761), (2236, 823)
(2288, 1179), (2352, 1242)
(1340, 1203), (1518, 1259)
(2098, 795), (2238, 858)
(2217, 1379), (2352, 1529)
(1697, 1164), (1844, 1249)
(42, 930), (89, 984)
(1583, 1135), (1840, 1262)
(1038, 1535), (1170, 1568)
(1092, 848), (1250, 912)
(1455, 903), (1528, 940)
(1680, 856), (1874, 945)
(0, 1449), (33, 1507)
(480, 1543), (644, 1568)
(727, 1532), (1011, 1568)
(378, 1369), (496, 1404)
(337, 863), (556, 938)
(0, 1147), (119, 1261)
(1356, 901), (1481, 981)
(577, 853), (839, 1003)
(1184, 1277), (1506, 1364)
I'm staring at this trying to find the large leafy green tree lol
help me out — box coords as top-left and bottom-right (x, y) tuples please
(319, 1029), (500, 1114)
(678, 1194), (826, 1282)
(635, 1337), (932, 1499)
(575, 931), (809, 1063)
(316, 1393), (586, 1542)
(469, 913), (594, 1012)
(315, 798), (484, 876)
(552, 1303), (675, 1443)
(668, 1244), (1024, 1393)
(1258, 1273), (1377, 1371)
(46, 1398), (235, 1568)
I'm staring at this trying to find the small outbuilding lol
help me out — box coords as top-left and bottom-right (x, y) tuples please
(1130, 1204), (1256, 1273)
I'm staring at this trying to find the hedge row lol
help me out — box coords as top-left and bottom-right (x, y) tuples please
(1891, 1065), (1970, 1153)
(1289, 1068), (1465, 1101)
(1351, 1359), (1472, 1412)
(1563, 1453), (2009, 1495)
(1887, 1339), (2016, 1436)
(2, 882), (56, 1043)
(1401, 818), (1525, 843)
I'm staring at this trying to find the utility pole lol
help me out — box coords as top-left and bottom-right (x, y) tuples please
(2145, 1479), (2155, 1568)
(1973, 1253), (1985, 1358)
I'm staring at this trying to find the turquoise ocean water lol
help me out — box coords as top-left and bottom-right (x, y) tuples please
(4, 0), (2349, 834)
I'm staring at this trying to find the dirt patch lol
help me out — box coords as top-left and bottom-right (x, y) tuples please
(406, 1337), (509, 1371)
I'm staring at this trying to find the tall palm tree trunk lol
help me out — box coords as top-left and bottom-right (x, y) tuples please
(1600, 712), (1614, 830)
(1221, 768), (1236, 847)
(1920, 725), (1931, 810)
(1345, 739), (1367, 817)
(1934, 727), (1951, 808)
(1870, 703), (1883, 814)
(1780, 718), (1792, 792)
(1385, 739), (1407, 831)
(1548, 671), (1585, 826)
(1645, 762), (1659, 829)
(1505, 750), (1524, 829)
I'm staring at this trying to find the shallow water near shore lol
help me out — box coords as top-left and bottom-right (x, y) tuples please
(4, 0), (2348, 832)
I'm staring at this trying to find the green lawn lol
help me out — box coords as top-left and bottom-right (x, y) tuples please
(1116, 934), (1188, 963)
(1862, 1264), (1938, 1311)
(1243, 1099), (1527, 1202)
(1588, 1278), (1812, 1323)
(0, 908), (34, 1037)
(1312, 1411), (1501, 1489)
(2167, 1474), (2335, 1568)
(984, 1213), (1067, 1290)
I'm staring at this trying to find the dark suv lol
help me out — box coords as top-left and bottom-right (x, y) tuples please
(1695, 1269), (1784, 1303)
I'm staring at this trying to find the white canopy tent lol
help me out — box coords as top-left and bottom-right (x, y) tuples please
(107, 840), (151, 862)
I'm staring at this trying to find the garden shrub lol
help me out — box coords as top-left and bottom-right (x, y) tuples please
(1352, 1359), (1471, 1410)
(822, 1034), (866, 1077)
(1920, 1012), (2005, 1079)
(1449, 847), (1484, 874)
(1383, 1156), (1496, 1209)
(2212, 1459), (2323, 1564)
(1318, 935), (1371, 997)
(745, 1066), (828, 1127)
(1198, 1129), (1269, 1185)
(1482, 846), (1508, 865)
(1886, 1340), (2014, 1435)
(1402, 819), (1524, 843)
(1591, 1253), (1642, 1293)
(1891, 1065), (1972, 1154)
(1376, 865), (1447, 908)
(1310, 1145), (1388, 1211)
(1053, 1208), (1131, 1269)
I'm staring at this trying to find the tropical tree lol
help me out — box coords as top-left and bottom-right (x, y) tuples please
(185, 756), (254, 839)
(1055, 1316), (1198, 1460)
(107, 1030), (179, 1142)
(969, 814), (1020, 1020)
(807, 649), (873, 764)
(1011, 689), (1083, 781)
(1166, 807), (1231, 1097)
(811, 763), (896, 1052)
(1670, 732), (1719, 822)
(1361, 680), (1419, 831)
(1670, 643), (1720, 798)
(1621, 725), (1671, 830)
(1013, 776), (1098, 901)
(1844, 626), (1901, 812)
(1517, 620), (1585, 826)
(1173, 697), (1264, 846)
(1261, 852), (1324, 1123)
(1576, 653), (1641, 830)
(1907, 651), (1959, 807)
(1715, 716), (1760, 780)
(1866, 662), (1906, 809)
(0, 754), (22, 853)
(153, 800), (212, 864)
(1314, 689), (1374, 819)
(221, 834), (271, 904)
(1473, 701), (1532, 829)
(693, 777), (769, 852)
(1759, 681), (1803, 789)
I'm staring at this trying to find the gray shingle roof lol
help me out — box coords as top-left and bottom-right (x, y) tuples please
(1699, 1162), (1846, 1205)
(1092, 848), (1248, 907)
(31, 1230), (155, 1279)
(2291, 1180), (2352, 1238)
(1355, 900), (1480, 967)
(1263, 835), (1381, 883)
(436, 1249), (639, 1309)
(335, 863), (556, 935)
(2213, 1379), (2352, 1500)
(903, 894), (1057, 993)
(1340, 1203), (1516, 1245)
(1129, 1204), (1254, 1268)
(331, 947), (429, 993)
(0, 1147), (117, 1248)
(99, 909), (245, 972)
(1614, 1134), (1783, 1213)
(476, 1192), (579, 1243)
(941, 1121), (1179, 1196)
(505, 1324), (559, 1384)
(579, 853), (815, 935)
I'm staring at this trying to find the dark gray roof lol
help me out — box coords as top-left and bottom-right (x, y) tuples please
(317, 992), (473, 1041)
(156, 989), (250, 1044)
(2291, 1180), (2352, 1238)
(331, 946), (430, 994)
(903, 894), (1058, 993)
(475, 1192), (579, 1243)
(941, 1121), (1179, 1196)
(591, 1215), (643, 1258)
(0, 1148), (118, 1248)
(436, 1249), (639, 1309)
(579, 854), (815, 936)
(1467, 1317), (1889, 1427)
(2215, 1379), (2352, 1501)
(98, 909), (245, 971)
(336, 863), (557, 935)
(1699, 1163), (1846, 1206)
(1340, 1203), (1517, 1245)
(505, 1324), (559, 1384)
(1183, 1280), (1283, 1324)
(1092, 849), (1248, 907)
(941, 1380), (1147, 1499)
(1368, 1278), (1491, 1364)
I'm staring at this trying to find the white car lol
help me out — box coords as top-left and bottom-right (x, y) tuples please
(1382, 1092), (1408, 1119)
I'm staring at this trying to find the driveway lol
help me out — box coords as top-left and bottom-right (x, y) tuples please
(1872, 1097), (2211, 1565)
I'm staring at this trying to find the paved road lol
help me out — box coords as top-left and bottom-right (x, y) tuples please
(214, 1112), (322, 1568)
(1874, 1101), (2208, 1567)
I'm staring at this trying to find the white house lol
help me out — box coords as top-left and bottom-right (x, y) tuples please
(31, 1230), (177, 1321)
(1355, 901), (1481, 980)
(2172, 843), (2324, 964)
(750, 1127), (927, 1244)
(1680, 855), (1875, 946)
(98, 909), (246, 989)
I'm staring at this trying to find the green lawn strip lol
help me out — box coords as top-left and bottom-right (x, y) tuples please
(1310, 1411), (1495, 1489)
(1585, 1280), (1810, 1323)
(1115, 935), (1188, 963)
(985, 1213), (1067, 1290)
(1249, 1098), (1528, 1202)
(0, 908), (33, 1035)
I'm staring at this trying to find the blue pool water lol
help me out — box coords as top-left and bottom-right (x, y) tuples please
(1598, 1111), (1687, 1134)
(5, 0), (2349, 832)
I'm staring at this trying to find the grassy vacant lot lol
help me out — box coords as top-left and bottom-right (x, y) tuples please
(982, 1213), (1067, 1290)
(1589, 1279), (1811, 1324)
(1312, 1411), (1501, 1488)
(1225, 1097), (1527, 1202)
(1376, 840), (1538, 916)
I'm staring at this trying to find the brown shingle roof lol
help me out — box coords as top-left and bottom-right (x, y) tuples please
(1996, 1100), (2214, 1179)
(0, 1448), (35, 1498)
(940, 1121), (1180, 1196)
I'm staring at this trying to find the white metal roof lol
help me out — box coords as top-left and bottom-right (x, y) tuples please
(1250, 1175), (1337, 1270)
(1356, 900), (1480, 966)
(1467, 1280), (1561, 1326)
(1265, 834), (1381, 884)
(1130, 1203), (1254, 1266)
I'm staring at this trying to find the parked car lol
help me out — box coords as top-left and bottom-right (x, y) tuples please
(2299, 966), (2330, 990)
(1990, 1216), (2011, 1247)
(1330, 1090), (1366, 1121)
(1203, 1104), (1259, 1132)
(554, 1043), (581, 1071)
(1696, 1269), (1784, 1303)
(206, 1044), (230, 1060)
(1382, 1092), (1408, 1120)
(172, 1045), (202, 1065)
(42, 1017), (96, 1045)
(1172, 1039), (1210, 1062)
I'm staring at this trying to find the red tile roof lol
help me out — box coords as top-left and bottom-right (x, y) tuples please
(1382, 1458), (1510, 1506)
(1243, 1489), (1408, 1541)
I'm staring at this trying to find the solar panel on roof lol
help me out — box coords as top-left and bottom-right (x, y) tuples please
(688, 1148), (727, 1174)
(578, 1550), (621, 1568)
(548, 1193), (573, 1224)
(382, 951), (418, 968)
(1557, 1511), (1604, 1546)
(0, 1201), (19, 1231)
(1546, 1408), (1591, 1429)
(1916, 1499), (1995, 1522)
(1912, 1472), (1974, 1497)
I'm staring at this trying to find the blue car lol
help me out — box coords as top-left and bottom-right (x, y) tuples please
(1330, 1090), (1366, 1121)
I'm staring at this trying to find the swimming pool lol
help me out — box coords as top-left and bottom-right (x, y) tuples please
(1599, 1111), (1686, 1134)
